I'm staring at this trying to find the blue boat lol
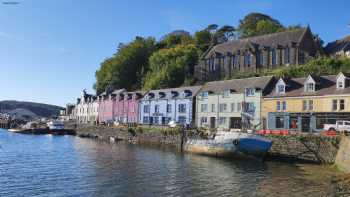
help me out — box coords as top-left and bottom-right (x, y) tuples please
(185, 131), (272, 160)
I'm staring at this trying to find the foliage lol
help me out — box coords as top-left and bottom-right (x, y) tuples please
(142, 44), (198, 90)
(237, 12), (285, 38)
(95, 37), (157, 94)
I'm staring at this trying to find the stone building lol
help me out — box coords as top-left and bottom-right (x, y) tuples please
(325, 35), (350, 58)
(195, 27), (323, 82)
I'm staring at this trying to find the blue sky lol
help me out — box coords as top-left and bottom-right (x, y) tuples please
(0, 0), (349, 107)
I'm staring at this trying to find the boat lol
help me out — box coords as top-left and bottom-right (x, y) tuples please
(184, 131), (272, 160)
(47, 120), (65, 130)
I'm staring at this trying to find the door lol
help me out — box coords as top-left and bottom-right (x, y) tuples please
(149, 117), (154, 125)
(210, 117), (216, 129)
(230, 117), (242, 129)
(301, 116), (310, 132)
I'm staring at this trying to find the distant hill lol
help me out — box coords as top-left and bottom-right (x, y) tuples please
(0, 100), (63, 120)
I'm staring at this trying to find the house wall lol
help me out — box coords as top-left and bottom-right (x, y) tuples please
(196, 91), (263, 129)
(98, 97), (114, 123)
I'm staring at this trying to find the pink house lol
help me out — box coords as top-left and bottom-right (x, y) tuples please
(114, 91), (144, 123)
(98, 89), (125, 123)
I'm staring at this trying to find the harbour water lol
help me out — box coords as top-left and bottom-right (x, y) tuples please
(0, 129), (340, 197)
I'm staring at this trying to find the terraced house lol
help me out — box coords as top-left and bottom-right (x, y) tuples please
(262, 73), (350, 132)
(98, 89), (126, 123)
(75, 90), (99, 124)
(139, 86), (202, 126)
(195, 27), (323, 82)
(113, 91), (144, 123)
(196, 76), (274, 130)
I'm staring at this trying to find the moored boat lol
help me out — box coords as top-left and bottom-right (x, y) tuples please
(185, 131), (272, 160)
(47, 120), (65, 130)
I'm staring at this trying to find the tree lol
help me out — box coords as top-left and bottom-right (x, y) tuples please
(94, 36), (156, 94)
(237, 12), (285, 38)
(159, 30), (193, 48)
(142, 44), (199, 90)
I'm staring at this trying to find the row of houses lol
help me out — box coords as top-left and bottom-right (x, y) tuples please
(68, 72), (350, 132)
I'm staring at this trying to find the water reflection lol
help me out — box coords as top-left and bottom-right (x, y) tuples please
(0, 129), (338, 197)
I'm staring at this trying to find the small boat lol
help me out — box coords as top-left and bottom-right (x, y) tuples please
(185, 131), (272, 160)
(47, 120), (65, 130)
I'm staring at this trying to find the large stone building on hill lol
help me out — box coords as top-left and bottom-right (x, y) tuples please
(325, 35), (350, 58)
(194, 27), (323, 82)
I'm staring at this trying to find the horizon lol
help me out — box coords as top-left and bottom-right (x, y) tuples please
(1, 0), (349, 106)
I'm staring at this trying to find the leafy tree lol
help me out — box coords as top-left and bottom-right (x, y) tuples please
(158, 30), (193, 48)
(237, 12), (284, 38)
(94, 36), (156, 94)
(142, 44), (198, 90)
(194, 29), (212, 53)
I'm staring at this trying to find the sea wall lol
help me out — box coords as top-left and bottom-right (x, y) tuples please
(265, 134), (341, 164)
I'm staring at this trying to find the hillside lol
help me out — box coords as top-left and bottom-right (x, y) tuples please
(0, 100), (63, 119)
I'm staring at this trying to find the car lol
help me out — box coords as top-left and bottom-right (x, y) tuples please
(323, 120), (350, 133)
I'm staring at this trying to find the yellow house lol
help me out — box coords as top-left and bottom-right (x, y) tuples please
(262, 73), (350, 132)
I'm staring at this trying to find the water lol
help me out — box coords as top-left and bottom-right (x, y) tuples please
(0, 129), (339, 197)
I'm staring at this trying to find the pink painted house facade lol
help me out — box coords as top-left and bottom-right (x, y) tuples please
(114, 91), (144, 123)
(98, 89), (125, 123)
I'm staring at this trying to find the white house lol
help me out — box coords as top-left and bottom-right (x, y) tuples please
(75, 90), (99, 124)
(139, 86), (202, 126)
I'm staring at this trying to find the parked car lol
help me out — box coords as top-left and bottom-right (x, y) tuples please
(323, 121), (350, 132)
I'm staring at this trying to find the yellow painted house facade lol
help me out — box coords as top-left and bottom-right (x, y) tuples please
(262, 73), (350, 132)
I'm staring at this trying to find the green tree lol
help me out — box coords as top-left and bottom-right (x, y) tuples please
(143, 44), (199, 90)
(94, 36), (156, 94)
(237, 12), (285, 38)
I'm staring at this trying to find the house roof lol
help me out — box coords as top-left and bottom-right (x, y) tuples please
(200, 76), (274, 94)
(142, 85), (202, 100)
(265, 74), (350, 98)
(203, 28), (308, 59)
(325, 35), (350, 55)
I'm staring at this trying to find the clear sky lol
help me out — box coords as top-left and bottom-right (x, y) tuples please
(0, 0), (349, 107)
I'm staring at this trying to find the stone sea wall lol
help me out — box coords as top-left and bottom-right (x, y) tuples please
(335, 136), (350, 173)
(265, 134), (342, 164)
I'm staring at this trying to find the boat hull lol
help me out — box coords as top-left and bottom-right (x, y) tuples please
(185, 132), (272, 160)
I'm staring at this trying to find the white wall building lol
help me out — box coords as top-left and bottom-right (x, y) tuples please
(75, 90), (99, 124)
(139, 86), (202, 126)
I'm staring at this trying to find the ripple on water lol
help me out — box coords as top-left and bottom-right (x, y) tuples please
(0, 129), (338, 197)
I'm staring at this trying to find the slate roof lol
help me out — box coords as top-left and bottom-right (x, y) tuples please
(325, 35), (350, 55)
(204, 28), (308, 58)
(142, 86), (202, 100)
(265, 74), (350, 98)
(200, 76), (274, 94)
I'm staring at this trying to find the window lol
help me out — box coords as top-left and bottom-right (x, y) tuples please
(244, 53), (251, 66)
(284, 48), (290, 64)
(201, 91), (208, 98)
(303, 100), (308, 111)
(200, 117), (207, 124)
(166, 104), (172, 113)
(231, 103), (235, 112)
(299, 51), (305, 64)
(178, 116), (186, 124)
(246, 102), (255, 113)
(306, 83), (315, 92)
(154, 117), (159, 124)
(289, 116), (298, 129)
(276, 116), (284, 129)
(258, 51), (264, 66)
(219, 104), (227, 112)
(276, 101), (281, 111)
(338, 81), (344, 89)
(219, 117), (227, 125)
(245, 88), (255, 96)
(201, 104), (208, 112)
(308, 100), (313, 110)
(237, 103), (241, 111)
(144, 105), (150, 113)
(211, 104), (216, 112)
(332, 100), (338, 111)
(271, 49), (276, 66)
(143, 116), (149, 124)
(223, 90), (230, 98)
(154, 105), (159, 113)
(282, 101), (287, 111)
(277, 85), (285, 94)
(178, 104), (186, 113)
(340, 99), (345, 110)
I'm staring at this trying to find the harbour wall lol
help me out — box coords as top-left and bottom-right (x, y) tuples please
(73, 125), (346, 164)
(335, 136), (350, 173)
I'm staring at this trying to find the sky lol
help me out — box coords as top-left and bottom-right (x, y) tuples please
(0, 0), (349, 107)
